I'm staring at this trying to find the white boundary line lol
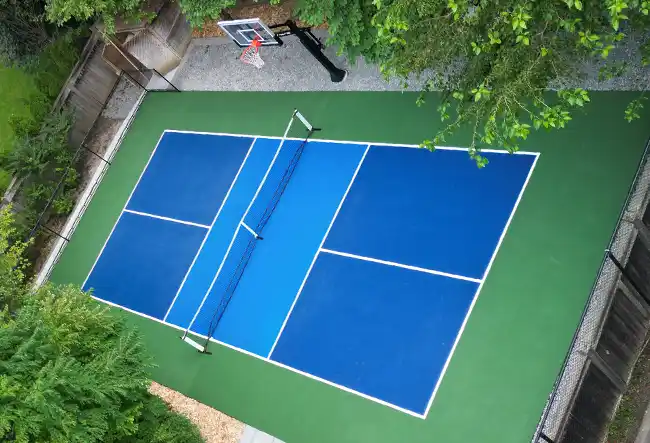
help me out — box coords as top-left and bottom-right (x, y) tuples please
(90, 292), (424, 418)
(184, 116), (298, 333)
(164, 129), (540, 156)
(82, 131), (168, 290)
(421, 152), (540, 418)
(123, 209), (210, 229)
(267, 145), (371, 358)
(80, 128), (541, 419)
(319, 248), (482, 283)
(163, 140), (256, 321)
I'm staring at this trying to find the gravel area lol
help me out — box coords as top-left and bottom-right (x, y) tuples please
(172, 31), (424, 91)
(150, 382), (245, 443)
(102, 76), (143, 119)
(551, 33), (650, 91)
(172, 28), (650, 92)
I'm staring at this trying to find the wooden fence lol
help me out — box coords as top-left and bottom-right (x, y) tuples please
(535, 143), (650, 443)
(52, 29), (120, 148)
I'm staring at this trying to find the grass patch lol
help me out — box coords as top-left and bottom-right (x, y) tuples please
(608, 340), (650, 443)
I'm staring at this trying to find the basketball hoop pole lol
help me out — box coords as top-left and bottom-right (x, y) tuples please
(272, 21), (347, 83)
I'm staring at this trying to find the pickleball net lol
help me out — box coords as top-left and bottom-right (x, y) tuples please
(182, 109), (320, 353)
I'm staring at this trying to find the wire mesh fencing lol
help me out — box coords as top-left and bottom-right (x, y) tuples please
(32, 69), (179, 287)
(533, 138), (650, 443)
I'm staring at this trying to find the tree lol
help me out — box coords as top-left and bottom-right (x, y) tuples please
(45, 0), (147, 33)
(0, 206), (28, 319)
(298, 0), (650, 165)
(0, 283), (205, 442)
(0, 0), (51, 61)
(0, 210), (204, 443)
(44, 0), (237, 30)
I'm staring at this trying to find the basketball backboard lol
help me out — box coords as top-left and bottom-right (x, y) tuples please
(218, 18), (279, 47)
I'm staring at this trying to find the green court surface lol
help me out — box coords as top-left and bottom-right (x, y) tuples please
(49, 91), (650, 443)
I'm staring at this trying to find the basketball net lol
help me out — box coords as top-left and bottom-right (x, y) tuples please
(241, 37), (264, 69)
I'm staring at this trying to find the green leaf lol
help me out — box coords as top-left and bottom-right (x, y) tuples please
(574, 0), (583, 10)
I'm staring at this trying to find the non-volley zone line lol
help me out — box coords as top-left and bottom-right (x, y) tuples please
(319, 248), (482, 283)
(123, 209), (211, 229)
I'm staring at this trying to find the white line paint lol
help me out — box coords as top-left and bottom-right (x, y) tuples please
(83, 128), (540, 419)
(123, 209), (210, 229)
(320, 248), (482, 283)
(267, 145), (371, 358)
(422, 153), (540, 418)
(163, 140), (256, 321)
(240, 221), (259, 238)
(82, 131), (168, 290)
(90, 293), (424, 418)
(184, 116), (298, 334)
(163, 129), (540, 156)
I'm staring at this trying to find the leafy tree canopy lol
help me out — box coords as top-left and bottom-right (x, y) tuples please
(299, 0), (650, 164)
(45, 0), (146, 33)
(41, 0), (650, 164)
(0, 0), (50, 61)
(0, 206), (204, 443)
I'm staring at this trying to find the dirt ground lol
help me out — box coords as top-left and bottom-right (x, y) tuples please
(150, 382), (245, 443)
(192, 0), (325, 38)
(607, 339), (650, 443)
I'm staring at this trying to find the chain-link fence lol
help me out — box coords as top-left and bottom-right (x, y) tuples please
(32, 69), (179, 287)
(533, 137), (650, 443)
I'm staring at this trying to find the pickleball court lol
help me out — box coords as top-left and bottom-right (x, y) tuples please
(82, 111), (537, 417)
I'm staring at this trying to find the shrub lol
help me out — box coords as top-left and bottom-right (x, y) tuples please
(0, 283), (206, 443)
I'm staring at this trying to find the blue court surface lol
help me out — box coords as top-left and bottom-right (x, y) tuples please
(84, 130), (538, 417)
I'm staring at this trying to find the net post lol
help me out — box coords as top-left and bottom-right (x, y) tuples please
(241, 221), (263, 239)
(294, 110), (314, 132)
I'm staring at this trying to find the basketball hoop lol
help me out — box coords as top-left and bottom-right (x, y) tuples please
(241, 37), (264, 69)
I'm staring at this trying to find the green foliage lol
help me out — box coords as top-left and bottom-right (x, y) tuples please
(298, 0), (650, 165)
(0, 207), (28, 318)
(0, 63), (47, 157)
(2, 108), (74, 178)
(625, 95), (647, 121)
(382, 0), (649, 164)
(45, 0), (147, 33)
(123, 395), (204, 443)
(0, 284), (151, 442)
(27, 27), (87, 100)
(178, 0), (235, 29)
(297, 0), (381, 59)
(0, 0), (51, 61)
(0, 281), (206, 443)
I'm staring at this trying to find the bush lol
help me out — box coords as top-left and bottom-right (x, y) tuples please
(27, 27), (88, 100)
(0, 206), (28, 318)
(125, 395), (205, 443)
(0, 282), (206, 443)
(2, 108), (74, 178)
(0, 63), (47, 157)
